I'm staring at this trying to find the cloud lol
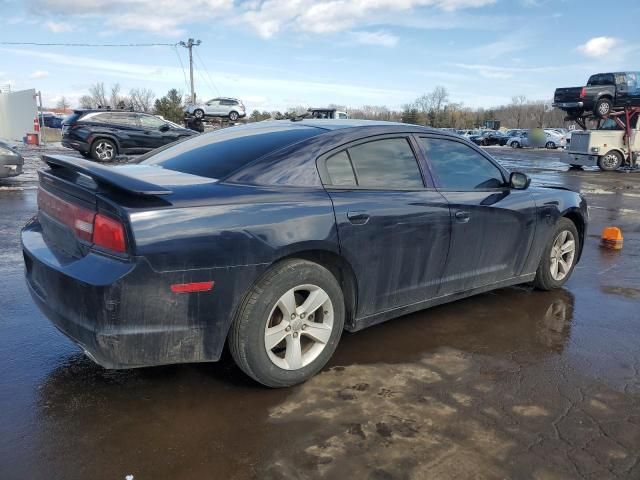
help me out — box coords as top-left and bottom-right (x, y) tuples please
(577, 37), (619, 58)
(350, 30), (399, 47)
(29, 70), (49, 79)
(29, 0), (233, 35)
(239, 0), (496, 38)
(29, 0), (495, 38)
(45, 20), (74, 33)
(451, 62), (557, 79)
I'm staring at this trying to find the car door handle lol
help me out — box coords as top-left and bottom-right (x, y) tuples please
(455, 210), (471, 223)
(347, 211), (370, 225)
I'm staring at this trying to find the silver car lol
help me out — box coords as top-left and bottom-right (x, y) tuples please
(0, 140), (24, 178)
(185, 97), (246, 121)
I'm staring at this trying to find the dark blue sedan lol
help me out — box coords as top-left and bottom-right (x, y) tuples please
(22, 120), (588, 387)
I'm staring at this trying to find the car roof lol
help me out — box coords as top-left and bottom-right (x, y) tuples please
(283, 118), (436, 133)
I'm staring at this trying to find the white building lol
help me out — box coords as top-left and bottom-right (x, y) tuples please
(0, 88), (39, 142)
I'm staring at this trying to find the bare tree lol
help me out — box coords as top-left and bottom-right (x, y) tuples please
(55, 96), (70, 111)
(79, 95), (94, 109)
(88, 82), (108, 108)
(129, 88), (155, 112)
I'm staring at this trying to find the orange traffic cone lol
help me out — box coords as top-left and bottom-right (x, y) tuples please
(601, 227), (623, 250)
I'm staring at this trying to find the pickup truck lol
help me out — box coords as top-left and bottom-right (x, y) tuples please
(563, 118), (639, 171)
(553, 72), (640, 118)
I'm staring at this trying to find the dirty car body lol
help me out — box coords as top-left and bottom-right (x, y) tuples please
(22, 120), (588, 372)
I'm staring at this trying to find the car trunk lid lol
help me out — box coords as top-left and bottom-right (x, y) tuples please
(38, 155), (219, 258)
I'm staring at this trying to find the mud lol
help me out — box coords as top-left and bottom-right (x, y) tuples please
(0, 147), (639, 479)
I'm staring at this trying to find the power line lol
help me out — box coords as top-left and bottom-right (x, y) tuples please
(194, 49), (221, 97)
(0, 41), (178, 47)
(173, 46), (191, 94)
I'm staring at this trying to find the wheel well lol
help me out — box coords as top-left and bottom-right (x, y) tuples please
(277, 250), (358, 330)
(603, 149), (624, 159)
(562, 210), (585, 259)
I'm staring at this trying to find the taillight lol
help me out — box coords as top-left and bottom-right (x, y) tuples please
(93, 214), (126, 253)
(580, 87), (586, 98)
(38, 187), (127, 253)
(38, 187), (94, 241)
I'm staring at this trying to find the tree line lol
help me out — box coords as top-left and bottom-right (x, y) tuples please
(58, 82), (569, 129)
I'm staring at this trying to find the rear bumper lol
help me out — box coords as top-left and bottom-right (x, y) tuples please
(62, 138), (90, 153)
(0, 155), (23, 178)
(553, 101), (584, 109)
(21, 217), (246, 369)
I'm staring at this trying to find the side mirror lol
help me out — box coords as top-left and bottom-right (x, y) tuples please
(159, 124), (170, 132)
(510, 172), (531, 190)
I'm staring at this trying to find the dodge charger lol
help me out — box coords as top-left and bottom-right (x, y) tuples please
(22, 120), (588, 387)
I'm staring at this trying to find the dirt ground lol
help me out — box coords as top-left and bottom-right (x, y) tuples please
(0, 145), (638, 480)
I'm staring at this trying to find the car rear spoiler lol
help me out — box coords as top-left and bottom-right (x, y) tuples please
(42, 155), (173, 196)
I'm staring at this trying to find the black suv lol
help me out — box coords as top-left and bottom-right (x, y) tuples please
(62, 110), (197, 162)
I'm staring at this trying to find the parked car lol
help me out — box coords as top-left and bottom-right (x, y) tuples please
(543, 129), (567, 149)
(184, 97), (246, 121)
(469, 130), (508, 146)
(507, 129), (565, 149)
(23, 120), (587, 387)
(500, 129), (524, 145)
(38, 112), (64, 129)
(459, 129), (482, 139)
(553, 72), (640, 118)
(308, 108), (349, 119)
(62, 109), (197, 162)
(0, 140), (24, 178)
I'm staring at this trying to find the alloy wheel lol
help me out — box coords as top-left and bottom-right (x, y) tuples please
(549, 230), (576, 281)
(598, 103), (610, 116)
(94, 141), (115, 161)
(264, 284), (334, 370)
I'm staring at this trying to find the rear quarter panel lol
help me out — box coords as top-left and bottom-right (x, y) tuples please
(128, 185), (339, 271)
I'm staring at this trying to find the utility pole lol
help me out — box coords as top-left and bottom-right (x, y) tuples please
(179, 38), (201, 104)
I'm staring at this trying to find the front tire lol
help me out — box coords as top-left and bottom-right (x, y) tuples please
(598, 150), (623, 171)
(228, 259), (345, 388)
(511, 141), (520, 149)
(534, 218), (580, 290)
(546, 141), (556, 149)
(90, 138), (116, 162)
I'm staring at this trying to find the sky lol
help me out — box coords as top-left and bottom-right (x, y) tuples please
(1, 0), (640, 112)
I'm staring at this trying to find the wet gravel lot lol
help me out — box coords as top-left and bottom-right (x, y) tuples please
(1, 145), (639, 480)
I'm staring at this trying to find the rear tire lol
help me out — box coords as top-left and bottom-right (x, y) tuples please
(534, 218), (580, 291)
(594, 98), (613, 118)
(598, 150), (623, 171)
(228, 111), (239, 122)
(193, 109), (204, 119)
(228, 259), (345, 388)
(90, 138), (116, 162)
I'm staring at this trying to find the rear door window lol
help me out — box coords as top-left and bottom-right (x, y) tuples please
(327, 138), (424, 189)
(325, 151), (357, 186)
